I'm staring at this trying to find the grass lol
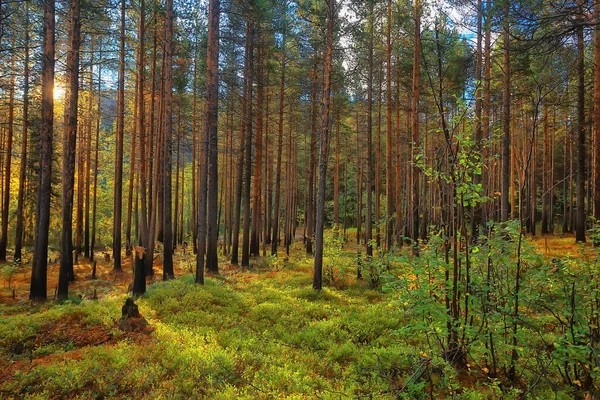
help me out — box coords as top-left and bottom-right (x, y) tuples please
(0, 235), (597, 399)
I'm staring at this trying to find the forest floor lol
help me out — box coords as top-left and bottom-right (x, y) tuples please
(0, 233), (596, 399)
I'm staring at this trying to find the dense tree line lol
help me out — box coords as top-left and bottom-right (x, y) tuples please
(0, 0), (599, 299)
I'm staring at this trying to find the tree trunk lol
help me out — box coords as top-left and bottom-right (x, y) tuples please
(595, 2), (600, 221)
(231, 21), (251, 266)
(206, 0), (220, 272)
(313, 0), (334, 290)
(472, 0), (483, 239)
(272, 5), (286, 255)
(113, 0), (126, 269)
(576, 18), (586, 242)
(0, 44), (15, 262)
(365, 3), (374, 256)
(162, 0), (175, 279)
(58, 0), (81, 300)
(411, 0), (421, 242)
(241, 19), (254, 268)
(14, 8), (30, 262)
(251, 44), (264, 257)
(30, 0), (55, 301)
(501, 1), (511, 222)
(385, 0), (394, 250)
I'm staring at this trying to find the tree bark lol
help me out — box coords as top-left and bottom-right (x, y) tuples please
(58, 0), (81, 300)
(14, 8), (30, 262)
(576, 16), (586, 242)
(163, 0), (175, 279)
(113, 0), (126, 269)
(313, 0), (334, 290)
(501, 1), (511, 222)
(205, 0), (220, 273)
(30, 0), (55, 300)
(385, 0), (395, 250)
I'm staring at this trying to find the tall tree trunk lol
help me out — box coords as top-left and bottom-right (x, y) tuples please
(84, 48), (93, 259)
(113, 0), (126, 269)
(411, 0), (421, 242)
(501, 1), (511, 222)
(191, 55), (198, 252)
(595, 2), (600, 221)
(385, 0), (395, 250)
(365, 2), (374, 256)
(241, 18), (254, 268)
(272, 4), (286, 255)
(395, 66), (403, 245)
(91, 58), (102, 262)
(231, 21), (251, 266)
(205, 0), (220, 273)
(313, 0), (334, 290)
(30, 0), (55, 300)
(14, 8), (30, 262)
(0, 43), (15, 262)
(483, 0), (491, 223)
(137, 0), (148, 255)
(162, 0), (175, 279)
(251, 44), (264, 256)
(306, 55), (318, 255)
(542, 103), (550, 234)
(58, 0), (81, 300)
(125, 70), (139, 256)
(472, 0), (483, 239)
(576, 17), (586, 242)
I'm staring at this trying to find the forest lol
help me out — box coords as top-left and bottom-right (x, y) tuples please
(1, 0), (600, 397)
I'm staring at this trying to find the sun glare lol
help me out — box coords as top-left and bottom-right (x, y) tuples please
(53, 85), (65, 100)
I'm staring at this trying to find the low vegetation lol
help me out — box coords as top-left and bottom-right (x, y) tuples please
(1, 230), (598, 399)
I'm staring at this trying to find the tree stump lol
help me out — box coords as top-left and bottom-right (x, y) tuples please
(118, 298), (151, 333)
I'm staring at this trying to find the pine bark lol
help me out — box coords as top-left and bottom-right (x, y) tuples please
(113, 0), (126, 269)
(313, 0), (334, 290)
(30, 0), (55, 300)
(58, 0), (81, 300)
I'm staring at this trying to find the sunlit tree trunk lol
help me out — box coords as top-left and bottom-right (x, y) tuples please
(313, 0), (335, 290)
(58, 0), (81, 300)
(30, 0), (55, 301)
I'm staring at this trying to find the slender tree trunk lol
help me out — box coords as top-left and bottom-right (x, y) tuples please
(251, 44), (264, 256)
(162, 0), (175, 279)
(91, 59), (102, 262)
(231, 22), (251, 266)
(0, 44), (15, 262)
(472, 0), (483, 239)
(595, 2), (600, 221)
(385, 0), (394, 250)
(576, 18), (586, 242)
(113, 0), (126, 269)
(395, 65), (403, 245)
(272, 6), (286, 255)
(501, 1), (511, 222)
(313, 0), (334, 290)
(483, 0), (491, 223)
(542, 103), (550, 234)
(30, 0), (55, 300)
(191, 55), (198, 252)
(205, 0), (220, 272)
(411, 0), (421, 242)
(365, 3), (374, 256)
(306, 56), (318, 255)
(58, 0), (81, 300)
(84, 48), (93, 259)
(14, 9), (30, 262)
(241, 19), (254, 268)
(137, 0), (149, 255)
